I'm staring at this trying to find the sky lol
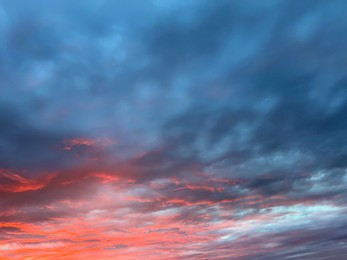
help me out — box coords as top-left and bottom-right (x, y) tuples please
(0, 0), (347, 259)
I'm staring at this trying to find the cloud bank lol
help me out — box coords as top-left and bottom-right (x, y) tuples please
(1, 0), (347, 259)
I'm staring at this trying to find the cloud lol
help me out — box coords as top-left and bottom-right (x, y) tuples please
(1, 0), (347, 259)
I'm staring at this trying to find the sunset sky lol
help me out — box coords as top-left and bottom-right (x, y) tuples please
(1, 0), (347, 259)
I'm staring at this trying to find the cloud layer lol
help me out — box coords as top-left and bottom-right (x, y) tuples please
(1, 0), (347, 259)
